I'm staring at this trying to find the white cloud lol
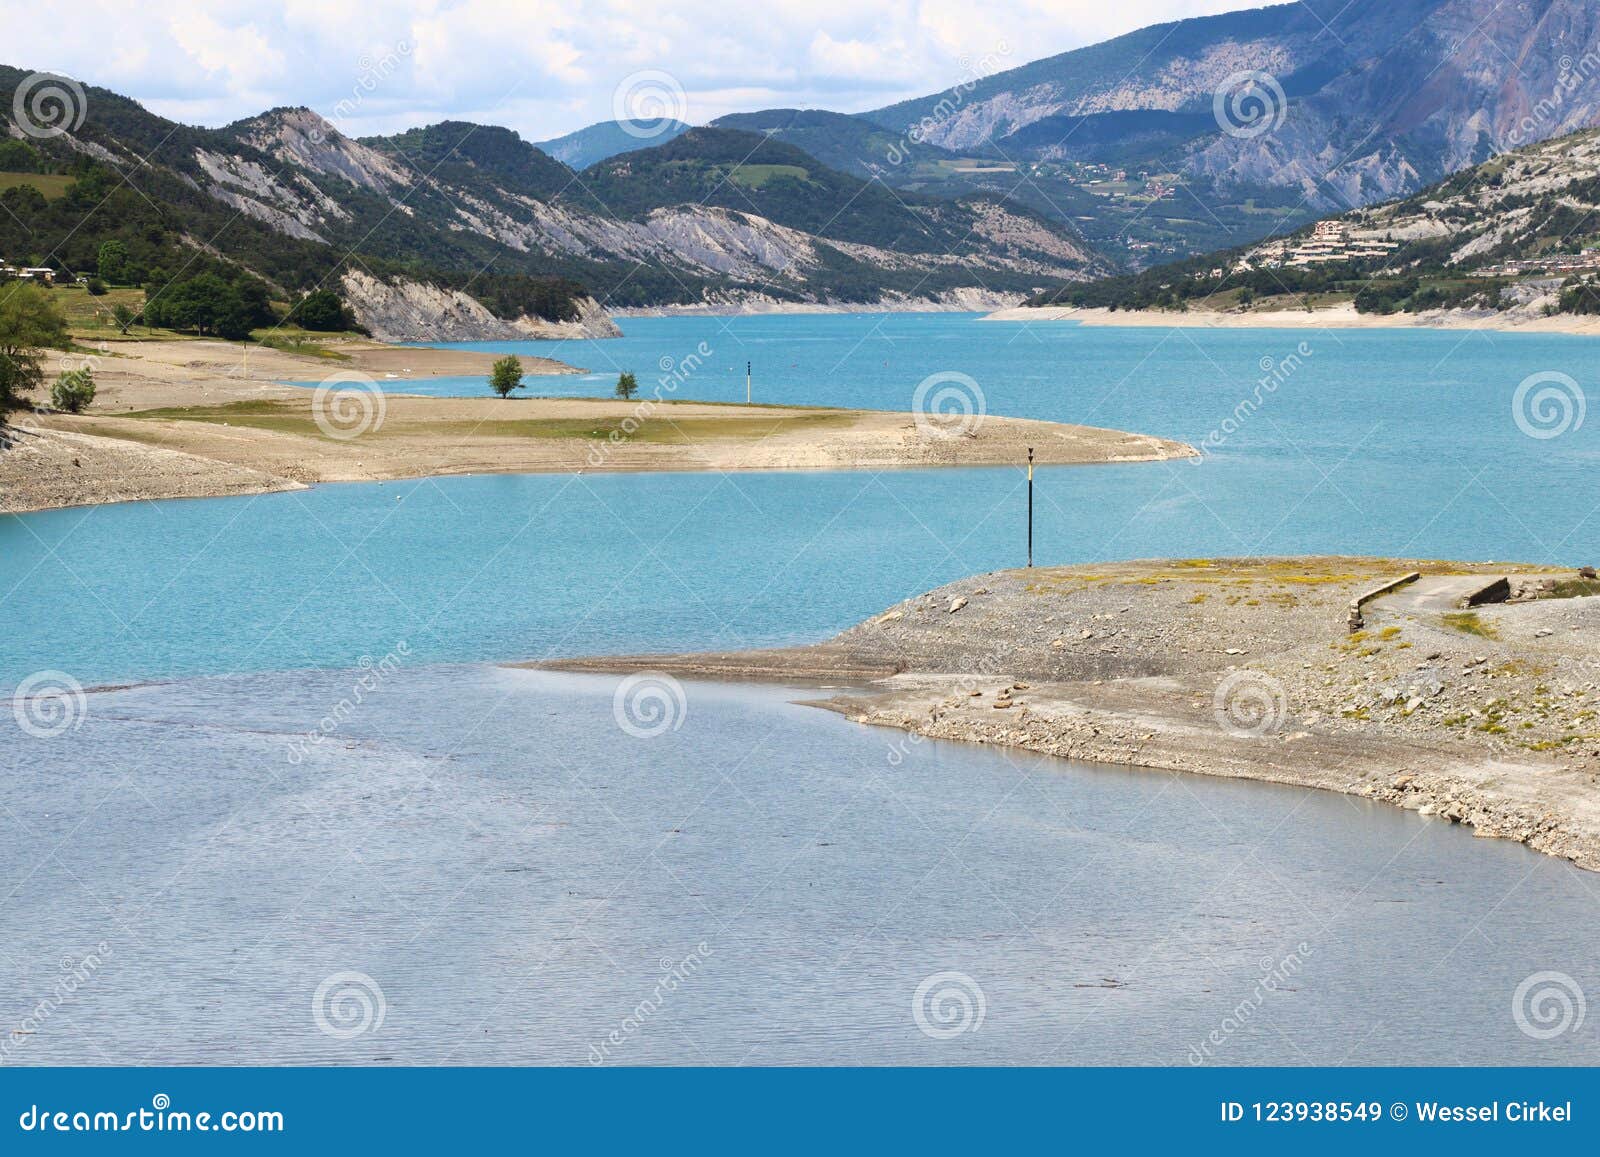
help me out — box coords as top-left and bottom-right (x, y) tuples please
(9, 0), (1276, 140)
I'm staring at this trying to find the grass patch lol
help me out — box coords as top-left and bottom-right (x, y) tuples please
(118, 401), (856, 444)
(1442, 611), (1499, 639)
(253, 332), (352, 360)
(0, 171), (74, 199)
(1551, 577), (1600, 599)
(726, 163), (810, 189)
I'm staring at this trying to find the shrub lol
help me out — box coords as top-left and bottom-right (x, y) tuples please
(51, 366), (95, 413)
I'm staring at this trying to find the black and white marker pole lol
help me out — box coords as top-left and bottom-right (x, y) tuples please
(1027, 447), (1034, 568)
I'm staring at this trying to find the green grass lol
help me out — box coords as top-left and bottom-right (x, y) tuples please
(726, 163), (810, 189)
(1551, 577), (1600, 599)
(252, 331), (353, 360)
(0, 171), (74, 200)
(1442, 611), (1498, 638)
(118, 400), (856, 444)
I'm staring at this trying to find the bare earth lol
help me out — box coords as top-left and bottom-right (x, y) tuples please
(1, 339), (1195, 514)
(540, 557), (1600, 870)
(983, 302), (1600, 336)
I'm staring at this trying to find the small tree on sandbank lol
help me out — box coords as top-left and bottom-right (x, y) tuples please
(490, 355), (525, 398)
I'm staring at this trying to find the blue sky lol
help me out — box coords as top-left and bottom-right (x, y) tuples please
(6, 0), (1276, 140)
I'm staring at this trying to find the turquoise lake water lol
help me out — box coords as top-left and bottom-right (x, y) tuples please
(18, 312), (1598, 686)
(4, 313), (1599, 1064)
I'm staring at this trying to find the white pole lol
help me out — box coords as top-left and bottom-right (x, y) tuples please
(746, 361), (751, 404)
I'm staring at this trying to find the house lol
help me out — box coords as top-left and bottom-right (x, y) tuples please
(18, 267), (56, 283)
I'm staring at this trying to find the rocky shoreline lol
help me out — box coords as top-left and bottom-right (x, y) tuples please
(541, 557), (1600, 870)
(983, 302), (1600, 336)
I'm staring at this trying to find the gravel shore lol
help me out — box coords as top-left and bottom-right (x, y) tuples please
(542, 557), (1600, 869)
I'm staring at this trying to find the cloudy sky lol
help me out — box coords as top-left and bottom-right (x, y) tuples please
(8, 0), (1275, 141)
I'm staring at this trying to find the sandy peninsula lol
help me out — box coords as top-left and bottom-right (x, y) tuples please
(983, 302), (1600, 336)
(0, 337), (1195, 514)
(541, 556), (1600, 870)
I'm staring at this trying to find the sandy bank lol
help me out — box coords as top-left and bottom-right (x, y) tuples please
(42, 336), (580, 416)
(983, 302), (1600, 336)
(1, 337), (1194, 513)
(540, 556), (1600, 870)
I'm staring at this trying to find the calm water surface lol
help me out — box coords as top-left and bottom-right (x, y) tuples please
(5, 315), (1600, 1064)
(7, 666), (1599, 1065)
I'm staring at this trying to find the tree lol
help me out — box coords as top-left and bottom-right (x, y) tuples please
(50, 366), (95, 413)
(0, 139), (42, 173)
(0, 284), (69, 420)
(489, 355), (524, 398)
(615, 371), (638, 400)
(143, 273), (273, 337)
(113, 303), (137, 335)
(85, 277), (108, 296)
(96, 240), (129, 284)
(291, 289), (353, 332)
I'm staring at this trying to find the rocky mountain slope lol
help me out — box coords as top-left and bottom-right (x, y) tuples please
(1025, 124), (1600, 320)
(0, 67), (1103, 338)
(857, 0), (1600, 264)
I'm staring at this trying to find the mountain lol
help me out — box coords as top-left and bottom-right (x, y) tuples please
(0, 69), (1104, 339)
(534, 119), (692, 169)
(1027, 124), (1600, 319)
(708, 108), (959, 177)
(862, 0), (1600, 266)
